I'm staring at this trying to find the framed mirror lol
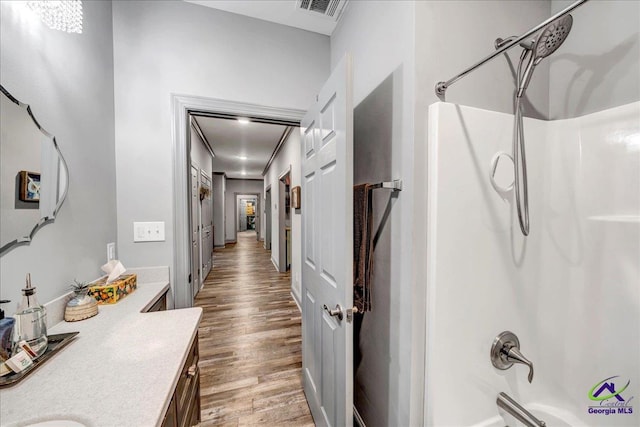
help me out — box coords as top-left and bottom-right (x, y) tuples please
(0, 85), (69, 255)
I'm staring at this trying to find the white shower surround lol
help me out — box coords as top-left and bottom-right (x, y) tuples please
(425, 102), (640, 426)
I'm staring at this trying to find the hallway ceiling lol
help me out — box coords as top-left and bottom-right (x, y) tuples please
(183, 0), (344, 35)
(193, 116), (288, 180)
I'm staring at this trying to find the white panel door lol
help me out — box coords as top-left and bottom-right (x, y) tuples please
(190, 165), (200, 302)
(301, 54), (353, 427)
(199, 172), (212, 288)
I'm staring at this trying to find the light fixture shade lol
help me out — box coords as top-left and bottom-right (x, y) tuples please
(27, 1), (83, 34)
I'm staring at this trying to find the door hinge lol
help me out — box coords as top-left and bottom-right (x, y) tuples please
(188, 273), (192, 283)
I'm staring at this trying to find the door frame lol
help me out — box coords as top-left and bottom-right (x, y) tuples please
(171, 94), (304, 308)
(233, 192), (260, 241)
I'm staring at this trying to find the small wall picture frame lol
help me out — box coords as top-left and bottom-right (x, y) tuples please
(291, 186), (301, 209)
(18, 171), (41, 202)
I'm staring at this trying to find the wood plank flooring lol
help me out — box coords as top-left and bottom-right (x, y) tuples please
(194, 231), (314, 426)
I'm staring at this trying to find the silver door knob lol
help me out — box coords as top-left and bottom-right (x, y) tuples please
(323, 304), (343, 321)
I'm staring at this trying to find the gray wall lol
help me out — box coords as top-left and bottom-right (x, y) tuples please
(416, 0), (551, 118)
(549, 0), (640, 119)
(0, 1), (116, 306)
(331, 2), (417, 425)
(212, 173), (225, 247)
(224, 179), (263, 242)
(263, 130), (302, 300)
(112, 1), (329, 282)
(353, 75), (395, 427)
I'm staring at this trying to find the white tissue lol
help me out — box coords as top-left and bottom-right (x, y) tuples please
(101, 260), (127, 284)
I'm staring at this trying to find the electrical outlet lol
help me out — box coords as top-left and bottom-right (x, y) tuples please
(107, 242), (116, 261)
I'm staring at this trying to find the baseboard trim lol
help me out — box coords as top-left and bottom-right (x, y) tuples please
(271, 257), (279, 272)
(354, 406), (366, 427)
(291, 291), (302, 313)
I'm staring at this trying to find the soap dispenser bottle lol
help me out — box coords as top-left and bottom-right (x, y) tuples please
(13, 274), (48, 358)
(0, 300), (15, 361)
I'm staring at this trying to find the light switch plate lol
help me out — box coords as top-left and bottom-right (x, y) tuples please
(133, 221), (165, 242)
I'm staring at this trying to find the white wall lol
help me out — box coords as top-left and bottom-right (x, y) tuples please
(224, 179), (264, 242)
(263, 131), (302, 302)
(0, 1), (117, 306)
(425, 100), (640, 427)
(111, 1), (329, 287)
(415, 2), (552, 425)
(549, 0), (640, 119)
(211, 173), (225, 247)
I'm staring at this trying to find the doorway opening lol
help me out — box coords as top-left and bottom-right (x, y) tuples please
(278, 169), (291, 273)
(171, 94), (304, 308)
(235, 192), (260, 241)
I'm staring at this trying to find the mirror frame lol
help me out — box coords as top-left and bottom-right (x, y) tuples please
(0, 85), (69, 255)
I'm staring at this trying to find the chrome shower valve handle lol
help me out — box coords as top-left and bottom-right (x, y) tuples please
(491, 331), (535, 383)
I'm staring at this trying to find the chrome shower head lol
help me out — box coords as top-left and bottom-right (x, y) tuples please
(533, 14), (573, 61)
(517, 14), (573, 98)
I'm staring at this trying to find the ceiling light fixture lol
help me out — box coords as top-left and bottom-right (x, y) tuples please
(27, 1), (83, 34)
(241, 171), (247, 176)
(237, 156), (248, 160)
(237, 118), (250, 125)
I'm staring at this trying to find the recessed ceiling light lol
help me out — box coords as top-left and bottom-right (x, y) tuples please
(237, 156), (248, 160)
(241, 171), (247, 175)
(237, 118), (250, 125)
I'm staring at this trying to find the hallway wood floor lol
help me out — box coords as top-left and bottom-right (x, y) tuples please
(194, 231), (314, 426)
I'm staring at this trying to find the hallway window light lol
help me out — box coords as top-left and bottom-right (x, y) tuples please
(27, 1), (83, 34)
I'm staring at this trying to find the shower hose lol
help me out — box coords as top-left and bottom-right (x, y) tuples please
(514, 50), (531, 236)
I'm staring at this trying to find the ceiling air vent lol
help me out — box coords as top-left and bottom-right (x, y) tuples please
(297, 0), (347, 20)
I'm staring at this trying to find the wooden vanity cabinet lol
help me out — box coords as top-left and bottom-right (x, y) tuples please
(162, 333), (201, 427)
(147, 291), (168, 312)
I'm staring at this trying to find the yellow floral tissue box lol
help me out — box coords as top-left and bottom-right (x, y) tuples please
(88, 274), (137, 304)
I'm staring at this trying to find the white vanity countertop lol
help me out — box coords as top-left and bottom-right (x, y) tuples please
(0, 279), (202, 427)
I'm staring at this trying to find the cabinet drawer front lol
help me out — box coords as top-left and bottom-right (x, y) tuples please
(176, 334), (199, 416)
(179, 369), (200, 427)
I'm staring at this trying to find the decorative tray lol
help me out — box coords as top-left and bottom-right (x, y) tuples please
(0, 332), (79, 388)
